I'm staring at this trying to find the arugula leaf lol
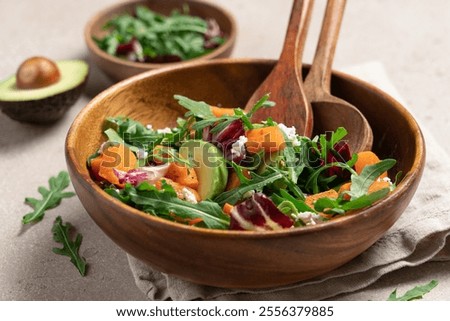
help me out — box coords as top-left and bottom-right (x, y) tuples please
(342, 188), (390, 211)
(279, 189), (311, 211)
(313, 197), (345, 215)
(229, 161), (252, 184)
(304, 162), (356, 194)
(214, 171), (284, 206)
(22, 171), (75, 224)
(388, 280), (438, 301)
(313, 187), (390, 215)
(277, 200), (299, 215)
(278, 133), (304, 188)
(52, 216), (87, 276)
(109, 182), (230, 229)
(174, 95), (215, 119)
(103, 128), (139, 154)
(312, 158), (395, 215)
(105, 117), (160, 151)
(347, 159), (396, 200)
(330, 127), (348, 147)
(106, 116), (153, 139)
(247, 93), (275, 118)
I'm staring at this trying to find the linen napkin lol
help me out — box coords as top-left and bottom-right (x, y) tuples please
(127, 62), (450, 300)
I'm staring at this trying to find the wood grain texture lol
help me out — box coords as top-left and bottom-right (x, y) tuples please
(65, 59), (425, 289)
(84, 0), (237, 82)
(304, 0), (373, 152)
(244, 0), (314, 136)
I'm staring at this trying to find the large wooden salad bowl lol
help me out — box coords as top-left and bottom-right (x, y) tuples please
(65, 59), (425, 289)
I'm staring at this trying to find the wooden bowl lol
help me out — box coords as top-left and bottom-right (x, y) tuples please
(65, 59), (425, 289)
(84, 0), (237, 82)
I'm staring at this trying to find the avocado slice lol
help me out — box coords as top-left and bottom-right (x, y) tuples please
(179, 140), (228, 200)
(0, 60), (89, 123)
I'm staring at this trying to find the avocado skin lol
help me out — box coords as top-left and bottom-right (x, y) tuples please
(0, 74), (88, 124)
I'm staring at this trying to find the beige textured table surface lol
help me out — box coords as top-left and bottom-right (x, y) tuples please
(1, 0), (449, 300)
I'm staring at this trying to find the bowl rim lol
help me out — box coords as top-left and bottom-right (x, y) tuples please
(66, 57), (425, 239)
(84, 0), (237, 70)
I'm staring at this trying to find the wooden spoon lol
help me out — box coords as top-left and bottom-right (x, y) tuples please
(304, 0), (373, 152)
(245, 0), (314, 136)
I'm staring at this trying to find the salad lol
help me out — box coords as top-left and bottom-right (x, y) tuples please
(94, 5), (226, 63)
(87, 94), (398, 231)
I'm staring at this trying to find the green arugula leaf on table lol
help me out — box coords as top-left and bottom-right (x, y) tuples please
(22, 171), (75, 224)
(106, 181), (230, 230)
(52, 216), (87, 276)
(388, 280), (438, 301)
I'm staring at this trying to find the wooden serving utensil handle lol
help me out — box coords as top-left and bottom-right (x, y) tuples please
(244, 0), (314, 134)
(279, 0), (314, 64)
(304, 0), (346, 101)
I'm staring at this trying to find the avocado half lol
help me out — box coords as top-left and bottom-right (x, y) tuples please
(0, 60), (89, 123)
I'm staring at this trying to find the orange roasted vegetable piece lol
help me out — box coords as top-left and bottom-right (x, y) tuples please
(152, 145), (173, 164)
(226, 169), (251, 191)
(223, 203), (234, 216)
(90, 144), (137, 187)
(245, 126), (285, 154)
(354, 151), (388, 178)
(165, 162), (199, 190)
(305, 189), (339, 210)
(210, 106), (235, 117)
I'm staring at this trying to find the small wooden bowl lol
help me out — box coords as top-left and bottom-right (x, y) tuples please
(84, 0), (237, 82)
(66, 59), (425, 289)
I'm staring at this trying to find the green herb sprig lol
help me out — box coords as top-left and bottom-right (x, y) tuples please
(52, 216), (87, 276)
(22, 171), (75, 224)
(174, 93), (275, 133)
(106, 181), (230, 229)
(313, 159), (396, 215)
(388, 280), (438, 301)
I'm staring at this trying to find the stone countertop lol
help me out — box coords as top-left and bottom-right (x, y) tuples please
(1, 0), (449, 300)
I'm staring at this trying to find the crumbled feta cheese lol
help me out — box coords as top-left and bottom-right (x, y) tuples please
(137, 149), (148, 160)
(278, 123), (300, 146)
(182, 188), (198, 204)
(377, 176), (393, 185)
(231, 135), (248, 158)
(146, 124), (153, 130)
(382, 176), (392, 184)
(292, 211), (323, 226)
(156, 127), (172, 134)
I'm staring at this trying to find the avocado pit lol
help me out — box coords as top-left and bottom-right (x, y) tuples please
(0, 57), (89, 123)
(16, 56), (61, 90)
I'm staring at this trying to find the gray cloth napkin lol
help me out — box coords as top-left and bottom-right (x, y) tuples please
(127, 62), (450, 300)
